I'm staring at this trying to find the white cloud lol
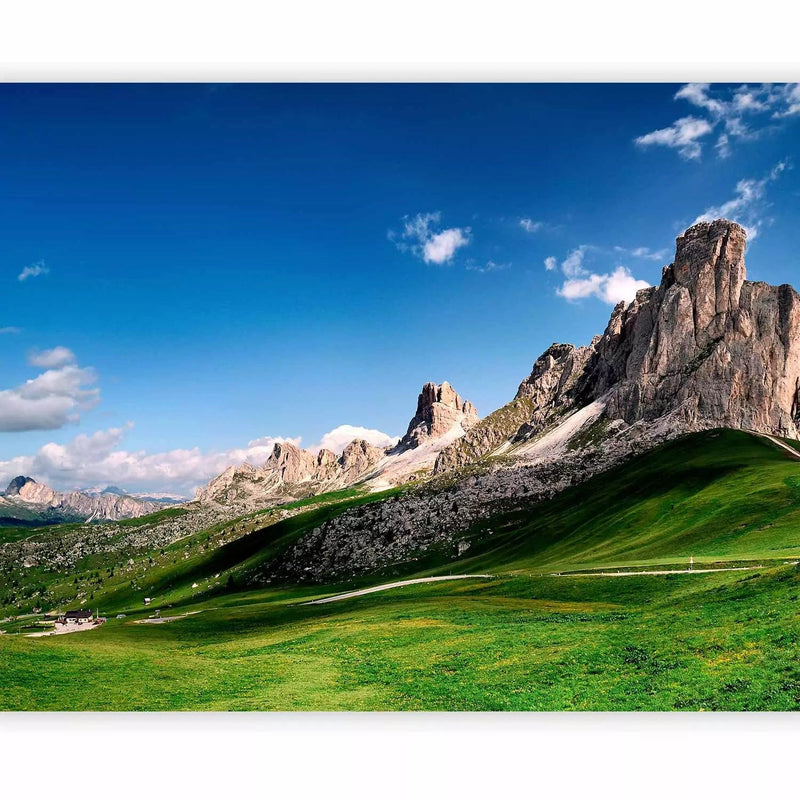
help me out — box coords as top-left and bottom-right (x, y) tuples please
(390, 211), (471, 265)
(675, 83), (726, 116)
(0, 327), (22, 335)
(548, 246), (650, 306)
(519, 218), (544, 234)
(0, 426), (304, 496)
(693, 161), (789, 240)
(561, 245), (589, 277)
(423, 228), (470, 264)
(0, 422), (402, 495)
(18, 261), (49, 282)
(634, 115), (713, 160)
(0, 355), (99, 432)
(311, 424), (398, 454)
(29, 346), (77, 369)
(636, 83), (800, 160)
(614, 246), (670, 262)
(558, 266), (650, 306)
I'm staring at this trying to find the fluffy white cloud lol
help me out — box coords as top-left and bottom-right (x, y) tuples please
(519, 218), (543, 233)
(547, 246), (651, 306)
(390, 211), (471, 265)
(0, 426), (304, 496)
(636, 83), (800, 160)
(29, 346), (77, 369)
(634, 115), (713, 160)
(693, 161), (789, 239)
(0, 421), (401, 495)
(18, 261), (49, 282)
(311, 424), (398, 455)
(557, 266), (650, 305)
(423, 228), (470, 264)
(0, 355), (99, 432)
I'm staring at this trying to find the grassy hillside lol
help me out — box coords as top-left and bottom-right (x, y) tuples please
(454, 429), (800, 573)
(2, 429), (800, 710)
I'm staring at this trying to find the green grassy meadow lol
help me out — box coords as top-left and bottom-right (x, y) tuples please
(2, 429), (800, 711)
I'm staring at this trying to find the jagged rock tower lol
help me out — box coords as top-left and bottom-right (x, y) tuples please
(436, 219), (800, 473)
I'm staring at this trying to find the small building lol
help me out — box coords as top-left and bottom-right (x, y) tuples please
(63, 609), (94, 625)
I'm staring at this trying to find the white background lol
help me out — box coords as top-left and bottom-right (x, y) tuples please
(2, 1), (800, 796)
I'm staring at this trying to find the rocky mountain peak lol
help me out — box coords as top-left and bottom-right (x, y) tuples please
(264, 441), (318, 484)
(435, 219), (800, 473)
(399, 381), (479, 449)
(4, 476), (35, 496)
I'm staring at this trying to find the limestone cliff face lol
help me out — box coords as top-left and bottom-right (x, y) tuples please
(398, 381), (479, 450)
(580, 220), (800, 435)
(340, 439), (385, 479)
(436, 219), (800, 472)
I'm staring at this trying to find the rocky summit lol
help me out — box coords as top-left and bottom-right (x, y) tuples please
(436, 219), (800, 472)
(140, 220), (800, 572)
(397, 381), (479, 449)
(197, 380), (480, 508)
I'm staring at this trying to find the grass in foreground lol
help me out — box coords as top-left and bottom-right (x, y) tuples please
(1, 564), (799, 711)
(2, 429), (800, 710)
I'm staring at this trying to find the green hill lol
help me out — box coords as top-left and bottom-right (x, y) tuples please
(2, 429), (800, 710)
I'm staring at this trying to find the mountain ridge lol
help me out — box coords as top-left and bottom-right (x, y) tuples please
(196, 380), (480, 507)
(0, 475), (171, 524)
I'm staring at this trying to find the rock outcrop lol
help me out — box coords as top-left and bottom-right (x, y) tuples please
(0, 476), (166, 523)
(435, 219), (800, 473)
(398, 381), (479, 449)
(580, 220), (800, 435)
(198, 381), (479, 508)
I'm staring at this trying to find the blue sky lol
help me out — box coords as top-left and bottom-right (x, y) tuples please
(2, 83), (800, 493)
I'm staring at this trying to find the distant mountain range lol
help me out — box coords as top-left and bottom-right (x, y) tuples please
(81, 485), (188, 503)
(194, 218), (800, 524)
(0, 476), (176, 526)
(198, 219), (800, 515)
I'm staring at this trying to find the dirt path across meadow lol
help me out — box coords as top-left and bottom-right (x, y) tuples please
(301, 574), (494, 605)
(133, 610), (205, 624)
(550, 564), (791, 578)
